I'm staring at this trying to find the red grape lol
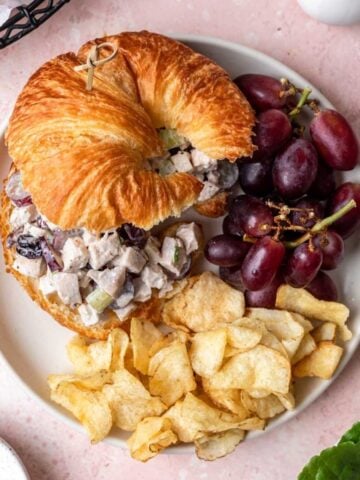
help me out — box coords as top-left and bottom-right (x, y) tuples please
(231, 195), (274, 237)
(245, 270), (284, 308)
(313, 230), (344, 270)
(222, 215), (243, 236)
(273, 138), (318, 199)
(233, 74), (293, 112)
(306, 271), (338, 301)
(240, 236), (285, 291)
(327, 182), (360, 238)
(205, 234), (250, 267)
(309, 160), (336, 200)
(238, 158), (273, 197)
(284, 243), (323, 288)
(254, 109), (292, 158)
(291, 198), (324, 229)
(219, 265), (244, 289)
(310, 109), (359, 171)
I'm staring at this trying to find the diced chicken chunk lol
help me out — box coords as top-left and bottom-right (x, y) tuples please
(141, 264), (167, 289)
(197, 181), (220, 202)
(144, 237), (162, 265)
(171, 151), (193, 172)
(13, 254), (45, 278)
(62, 237), (89, 272)
(113, 303), (136, 321)
(78, 271), (91, 289)
(39, 270), (57, 295)
(88, 267), (126, 298)
(111, 246), (146, 274)
(23, 224), (48, 238)
(82, 229), (100, 246)
(176, 222), (201, 255)
(88, 233), (120, 270)
(133, 277), (152, 302)
(5, 172), (29, 200)
(52, 272), (81, 305)
(191, 149), (217, 172)
(10, 205), (37, 230)
(78, 304), (100, 326)
(159, 237), (187, 275)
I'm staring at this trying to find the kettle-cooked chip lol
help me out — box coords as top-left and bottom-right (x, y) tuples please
(202, 380), (249, 419)
(48, 376), (112, 443)
(130, 318), (163, 375)
(128, 417), (178, 462)
(206, 345), (291, 394)
(312, 322), (336, 342)
(102, 370), (166, 431)
(67, 328), (129, 375)
(148, 340), (196, 406)
(246, 308), (305, 359)
(291, 333), (316, 365)
(226, 325), (262, 351)
(293, 341), (343, 379)
(276, 285), (351, 341)
(165, 393), (263, 443)
(195, 429), (245, 461)
(162, 272), (245, 332)
(240, 391), (285, 419)
(190, 329), (227, 378)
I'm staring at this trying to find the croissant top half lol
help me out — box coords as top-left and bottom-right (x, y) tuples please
(5, 31), (255, 232)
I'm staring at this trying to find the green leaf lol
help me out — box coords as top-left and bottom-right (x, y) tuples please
(340, 423), (360, 446)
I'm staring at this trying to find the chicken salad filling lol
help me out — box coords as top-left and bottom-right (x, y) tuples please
(5, 171), (201, 327)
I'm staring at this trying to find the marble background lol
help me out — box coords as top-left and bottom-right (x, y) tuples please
(0, 1), (359, 478)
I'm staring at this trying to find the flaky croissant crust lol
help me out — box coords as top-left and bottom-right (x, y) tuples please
(5, 31), (255, 232)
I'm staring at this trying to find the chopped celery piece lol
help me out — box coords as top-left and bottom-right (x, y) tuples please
(159, 128), (187, 150)
(86, 288), (113, 313)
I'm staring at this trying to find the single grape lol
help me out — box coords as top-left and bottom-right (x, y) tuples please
(309, 160), (336, 200)
(273, 138), (318, 199)
(306, 271), (338, 301)
(310, 109), (359, 171)
(238, 158), (273, 197)
(327, 182), (360, 238)
(222, 215), (243, 236)
(231, 195), (274, 237)
(284, 242), (323, 288)
(254, 109), (292, 158)
(291, 198), (324, 229)
(219, 265), (244, 289)
(245, 270), (284, 308)
(233, 74), (293, 112)
(313, 230), (344, 270)
(118, 224), (148, 248)
(205, 234), (250, 267)
(240, 236), (285, 291)
(217, 161), (239, 189)
(16, 235), (42, 259)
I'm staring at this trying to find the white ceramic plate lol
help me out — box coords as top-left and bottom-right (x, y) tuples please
(0, 35), (359, 453)
(0, 437), (30, 480)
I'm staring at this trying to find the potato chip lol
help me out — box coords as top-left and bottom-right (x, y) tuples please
(127, 417), (177, 462)
(48, 371), (112, 391)
(312, 322), (336, 342)
(276, 285), (351, 341)
(165, 393), (261, 442)
(48, 376), (112, 443)
(206, 345), (291, 394)
(293, 341), (343, 380)
(226, 325), (262, 351)
(292, 333), (317, 365)
(246, 389), (270, 399)
(291, 313), (314, 334)
(260, 332), (289, 358)
(190, 329), (227, 377)
(102, 370), (166, 431)
(240, 391), (285, 419)
(148, 340), (196, 406)
(246, 308), (305, 359)
(130, 319), (163, 375)
(67, 329), (129, 375)
(148, 330), (189, 357)
(224, 345), (242, 358)
(236, 416), (265, 431)
(162, 272), (245, 332)
(195, 429), (245, 461)
(202, 381), (249, 419)
(276, 391), (295, 411)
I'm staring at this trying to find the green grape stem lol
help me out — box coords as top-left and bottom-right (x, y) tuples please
(289, 87), (312, 119)
(284, 200), (356, 248)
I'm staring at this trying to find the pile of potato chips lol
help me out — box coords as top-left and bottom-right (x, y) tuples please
(48, 272), (351, 461)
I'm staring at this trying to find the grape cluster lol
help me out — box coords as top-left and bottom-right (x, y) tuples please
(205, 74), (360, 308)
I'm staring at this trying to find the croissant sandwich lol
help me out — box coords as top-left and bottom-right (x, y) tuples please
(1, 31), (255, 339)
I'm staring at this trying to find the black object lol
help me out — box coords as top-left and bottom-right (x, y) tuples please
(0, 0), (70, 49)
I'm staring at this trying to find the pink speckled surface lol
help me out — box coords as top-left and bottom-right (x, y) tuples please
(0, 1), (360, 479)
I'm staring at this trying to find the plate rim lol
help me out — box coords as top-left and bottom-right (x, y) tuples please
(0, 33), (357, 454)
